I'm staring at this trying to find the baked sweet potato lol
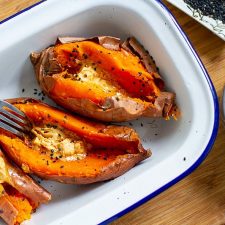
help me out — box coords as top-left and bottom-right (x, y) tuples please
(0, 149), (51, 225)
(30, 36), (178, 122)
(0, 98), (150, 184)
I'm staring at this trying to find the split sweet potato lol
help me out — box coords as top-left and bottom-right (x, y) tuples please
(0, 149), (51, 225)
(30, 36), (178, 122)
(0, 98), (150, 185)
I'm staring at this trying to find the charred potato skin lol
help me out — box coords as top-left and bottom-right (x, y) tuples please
(30, 36), (177, 122)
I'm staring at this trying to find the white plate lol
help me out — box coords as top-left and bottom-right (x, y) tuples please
(166, 0), (225, 41)
(0, 0), (219, 224)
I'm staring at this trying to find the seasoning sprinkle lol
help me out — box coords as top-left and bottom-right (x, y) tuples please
(184, 0), (225, 23)
(83, 53), (88, 59)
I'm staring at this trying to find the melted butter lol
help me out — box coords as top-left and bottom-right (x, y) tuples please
(31, 125), (87, 160)
(76, 64), (127, 96)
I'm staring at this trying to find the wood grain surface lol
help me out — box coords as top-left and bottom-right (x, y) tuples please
(1, 1), (225, 225)
(0, 0), (41, 22)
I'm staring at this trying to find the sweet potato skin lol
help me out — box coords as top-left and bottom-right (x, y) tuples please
(0, 150), (51, 225)
(0, 98), (150, 184)
(30, 36), (177, 122)
(0, 150), (51, 207)
(0, 195), (18, 225)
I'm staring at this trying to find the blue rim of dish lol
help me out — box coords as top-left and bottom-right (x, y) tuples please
(0, 0), (219, 224)
(0, 0), (46, 25)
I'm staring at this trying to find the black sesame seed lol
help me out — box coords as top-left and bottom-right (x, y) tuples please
(184, 0), (225, 23)
(83, 54), (88, 59)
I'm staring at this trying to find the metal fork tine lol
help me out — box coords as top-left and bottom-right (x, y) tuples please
(0, 114), (26, 131)
(0, 101), (26, 118)
(0, 100), (30, 138)
(0, 108), (27, 125)
(0, 121), (23, 138)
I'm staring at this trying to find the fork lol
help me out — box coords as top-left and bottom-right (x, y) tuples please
(0, 100), (29, 137)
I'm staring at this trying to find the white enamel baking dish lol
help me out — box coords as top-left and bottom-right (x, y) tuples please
(0, 0), (219, 224)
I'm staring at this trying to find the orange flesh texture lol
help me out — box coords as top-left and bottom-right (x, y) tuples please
(0, 137), (129, 177)
(15, 102), (140, 151)
(50, 76), (113, 104)
(51, 75), (152, 107)
(1, 186), (32, 225)
(0, 102), (142, 177)
(53, 41), (161, 100)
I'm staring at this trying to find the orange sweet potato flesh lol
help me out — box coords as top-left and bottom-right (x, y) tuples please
(54, 41), (160, 100)
(0, 193), (18, 225)
(31, 36), (178, 122)
(0, 150), (51, 225)
(0, 187), (32, 225)
(0, 98), (150, 184)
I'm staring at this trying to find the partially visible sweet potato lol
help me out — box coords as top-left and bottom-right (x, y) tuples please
(0, 150), (51, 225)
(31, 36), (178, 122)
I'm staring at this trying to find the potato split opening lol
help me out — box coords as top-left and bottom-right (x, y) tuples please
(30, 36), (178, 121)
(0, 98), (150, 184)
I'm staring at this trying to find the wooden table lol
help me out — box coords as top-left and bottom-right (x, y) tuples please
(1, 1), (225, 224)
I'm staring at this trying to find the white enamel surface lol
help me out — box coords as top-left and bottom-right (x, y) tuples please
(0, 0), (216, 224)
(167, 0), (225, 41)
